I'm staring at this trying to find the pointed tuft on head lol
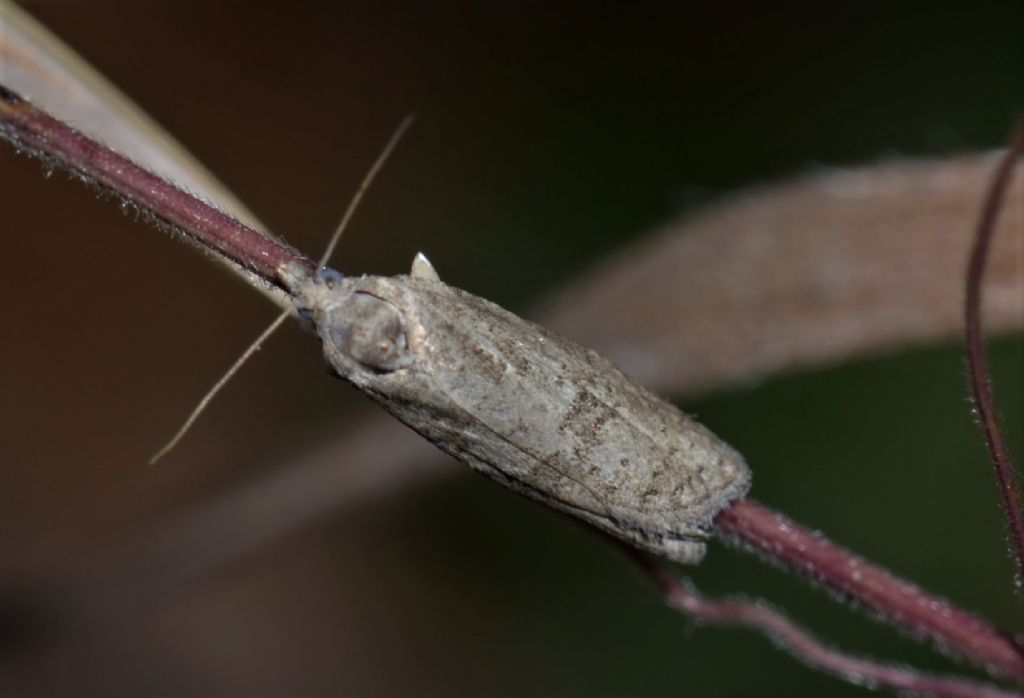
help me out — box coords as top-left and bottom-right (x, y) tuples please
(410, 252), (441, 282)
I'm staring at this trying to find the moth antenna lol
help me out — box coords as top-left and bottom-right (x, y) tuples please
(151, 114), (414, 463)
(317, 113), (416, 269)
(149, 308), (292, 464)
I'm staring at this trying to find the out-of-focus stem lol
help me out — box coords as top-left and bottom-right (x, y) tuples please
(715, 499), (1024, 683)
(624, 545), (1021, 698)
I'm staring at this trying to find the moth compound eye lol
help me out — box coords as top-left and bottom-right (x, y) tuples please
(329, 292), (411, 373)
(317, 267), (344, 287)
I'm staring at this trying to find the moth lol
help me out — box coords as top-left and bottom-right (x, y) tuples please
(0, 22), (752, 564)
(282, 254), (751, 564)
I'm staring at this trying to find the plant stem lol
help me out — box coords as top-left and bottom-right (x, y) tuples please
(716, 499), (1024, 682)
(0, 84), (313, 290)
(624, 545), (1021, 698)
(963, 124), (1024, 588)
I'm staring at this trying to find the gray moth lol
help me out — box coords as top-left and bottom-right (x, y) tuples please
(282, 253), (751, 564)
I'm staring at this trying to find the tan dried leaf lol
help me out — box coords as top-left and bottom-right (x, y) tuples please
(538, 154), (1024, 396)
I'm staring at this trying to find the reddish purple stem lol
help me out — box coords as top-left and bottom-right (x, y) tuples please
(716, 500), (1024, 682)
(625, 547), (1020, 698)
(0, 84), (314, 289)
(963, 125), (1024, 587)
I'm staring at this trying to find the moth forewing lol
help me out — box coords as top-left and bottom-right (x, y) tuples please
(291, 263), (750, 564)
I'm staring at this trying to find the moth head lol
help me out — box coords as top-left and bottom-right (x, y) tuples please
(314, 278), (416, 377)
